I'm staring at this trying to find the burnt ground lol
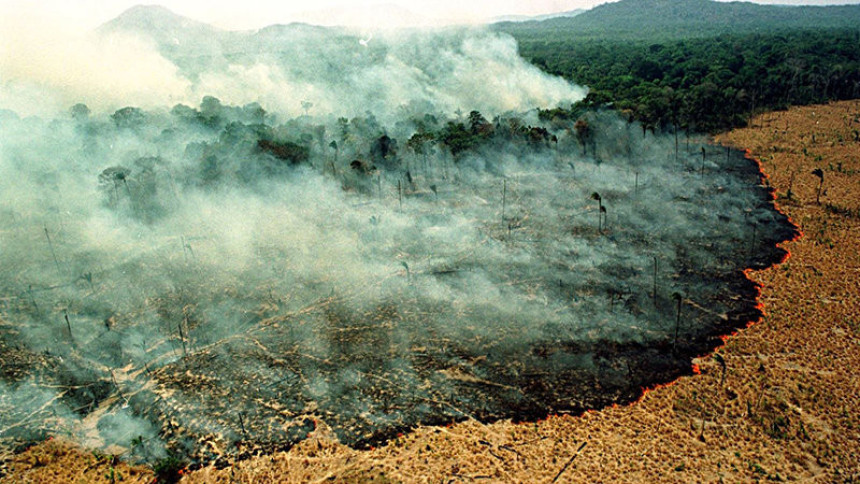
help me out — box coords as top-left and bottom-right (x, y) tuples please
(4, 100), (857, 484)
(0, 143), (796, 468)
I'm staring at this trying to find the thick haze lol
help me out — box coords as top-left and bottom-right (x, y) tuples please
(1, 5), (585, 117)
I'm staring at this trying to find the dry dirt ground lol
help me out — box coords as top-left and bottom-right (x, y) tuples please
(3, 100), (858, 483)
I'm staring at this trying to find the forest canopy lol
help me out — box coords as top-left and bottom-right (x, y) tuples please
(497, 0), (860, 133)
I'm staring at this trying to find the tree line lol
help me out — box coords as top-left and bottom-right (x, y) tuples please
(508, 29), (860, 133)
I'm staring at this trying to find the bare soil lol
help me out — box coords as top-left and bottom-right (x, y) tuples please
(3, 100), (859, 483)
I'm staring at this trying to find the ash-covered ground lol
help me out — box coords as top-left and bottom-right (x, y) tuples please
(0, 8), (795, 466)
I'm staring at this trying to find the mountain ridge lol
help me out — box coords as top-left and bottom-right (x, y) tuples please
(97, 4), (222, 35)
(489, 9), (585, 24)
(496, 0), (860, 39)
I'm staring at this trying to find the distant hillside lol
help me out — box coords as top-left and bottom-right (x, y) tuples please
(489, 9), (584, 24)
(494, 0), (860, 133)
(96, 6), (352, 78)
(497, 0), (860, 40)
(97, 5), (229, 54)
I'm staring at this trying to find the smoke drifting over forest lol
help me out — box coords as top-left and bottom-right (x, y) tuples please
(0, 6), (794, 465)
(1, 5), (585, 118)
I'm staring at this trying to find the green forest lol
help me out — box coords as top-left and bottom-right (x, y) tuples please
(497, 0), (860, 133)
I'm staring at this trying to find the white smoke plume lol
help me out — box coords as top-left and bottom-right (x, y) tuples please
(1, 5), (585, 119)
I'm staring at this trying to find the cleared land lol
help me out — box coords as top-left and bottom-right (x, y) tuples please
(2, 100), (858, 483)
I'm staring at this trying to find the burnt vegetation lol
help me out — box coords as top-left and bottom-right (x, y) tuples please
(0, 93), (797, 467)
(0, 1), (815, 469)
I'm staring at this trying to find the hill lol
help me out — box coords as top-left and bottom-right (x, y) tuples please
(489, 9), (584, 24)
(97, 4), (232, 58)
(497, 0), (860, 40)
(97, 4), (223, 42)
(494, 0), (860, 133)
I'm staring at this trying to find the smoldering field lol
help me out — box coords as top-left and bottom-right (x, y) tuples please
(0, 11), (795, 465)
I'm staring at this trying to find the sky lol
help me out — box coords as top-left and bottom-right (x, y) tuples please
(2, 0), (860, 32)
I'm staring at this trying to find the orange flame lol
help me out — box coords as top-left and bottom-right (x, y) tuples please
(361, 145), (808, 443)
(626, 145), (801, 408)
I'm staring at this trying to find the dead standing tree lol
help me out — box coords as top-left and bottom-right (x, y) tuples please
(590, 192), (605, 232)
(672, 292), (683, 353)
(98, 166), (133, 210)
(574, 119), (593, 157)
(811, 168), (824, 204)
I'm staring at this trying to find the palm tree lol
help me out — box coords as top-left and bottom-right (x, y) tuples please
(812, 168), (824, 204)
(600, 205), (607, 231)
(575, 119), (592, 156)
(301, 100), (313, 116)
(328, 140), (339, 176)
(591, 192), (603, 232)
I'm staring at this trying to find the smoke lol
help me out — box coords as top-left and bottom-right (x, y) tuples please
(177, 25), (586, 120)
(0, 6), (794, 465)
(0, 16), (190, 116)
(1, 5), (584, 119)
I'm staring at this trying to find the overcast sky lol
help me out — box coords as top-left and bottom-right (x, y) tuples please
(3, 0), (860, 32)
